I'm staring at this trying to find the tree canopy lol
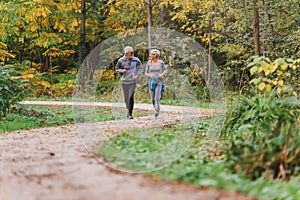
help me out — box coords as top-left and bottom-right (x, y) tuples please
(0, 0), (299, 90)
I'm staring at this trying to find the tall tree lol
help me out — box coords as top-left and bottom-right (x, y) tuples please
(146, 0), (153, 50)
(145, 0), (162, 51)
(0, 0), (78, 72)
(79, 0), (87, 63)
(253, 0), (260, 55)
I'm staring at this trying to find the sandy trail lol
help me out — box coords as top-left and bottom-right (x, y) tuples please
(0, 102), (256, 200)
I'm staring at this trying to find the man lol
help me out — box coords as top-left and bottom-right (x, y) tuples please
(115, 46), (143, 119)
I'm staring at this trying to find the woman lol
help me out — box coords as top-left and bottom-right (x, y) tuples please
(145, 49), (168, 118)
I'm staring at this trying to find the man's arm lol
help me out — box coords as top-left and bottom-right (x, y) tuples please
(135, 58), (143, 76)
(115, 59), (126, 74)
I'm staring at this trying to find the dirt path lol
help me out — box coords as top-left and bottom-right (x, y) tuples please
(0, 102), (257, 200)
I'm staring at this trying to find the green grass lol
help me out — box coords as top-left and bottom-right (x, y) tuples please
(0, 105), (150, 133)
(0, 114), (39, 131)
(0, 105), (148, 133)
(0, 105), (73, 133)
(98, 118), (300, 200)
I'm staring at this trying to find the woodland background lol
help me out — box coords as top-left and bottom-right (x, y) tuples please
(0, 1), (299, 199)
(0, 0), (299, 98)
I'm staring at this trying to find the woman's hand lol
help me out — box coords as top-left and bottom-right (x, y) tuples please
(148, 73), (156, 78)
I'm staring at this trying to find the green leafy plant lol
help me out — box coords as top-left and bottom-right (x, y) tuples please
(247, 56), (299, 96)
(98, 117), (300, 199)
(223, 91), (300, 180)
(0, 66), (27, 117)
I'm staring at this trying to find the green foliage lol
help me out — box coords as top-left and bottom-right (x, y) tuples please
(99, 117), (300, 199)
(96, 70), (117, 97)
(1, 0), (299, 92)
(0, 0), (78, 72)
(0, 66), (27, 117)
(0, 105), (118, 133)
(223, 91), (300, 180)
(247, 56), (299, 95)
(0, 105), (74, 132)
(12, 61), (77, 97)
(0, 41), (15, 63)
(99, 120), (208, 171)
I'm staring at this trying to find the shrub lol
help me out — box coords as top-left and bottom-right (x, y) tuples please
(0, 66), (27, 117)
(223, 91), (300, 180)
(247, 56), (299, 96)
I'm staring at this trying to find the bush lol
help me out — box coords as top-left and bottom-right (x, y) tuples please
(222, 91), (300, 180)
(0, 66), (27, 117)
(247, 56), (299, 96)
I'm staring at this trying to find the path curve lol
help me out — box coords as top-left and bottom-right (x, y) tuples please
(0, 102), (257, 200)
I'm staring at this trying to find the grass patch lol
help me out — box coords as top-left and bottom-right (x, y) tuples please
(98, 118), (300, 200)
(0, 105), (74, 133)
(0, 105), (148, 133)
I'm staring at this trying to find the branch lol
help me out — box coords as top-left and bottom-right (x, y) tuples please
(151, 0), (160, 7)
(213, 28), (254, 49)
(144, 0), (161, 8)
(86, 4), (93, 11)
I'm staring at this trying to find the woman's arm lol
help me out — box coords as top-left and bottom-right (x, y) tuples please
(159, 60), (168, 78)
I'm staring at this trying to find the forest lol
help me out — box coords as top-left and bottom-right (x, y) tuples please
(0, 0), (299, 199)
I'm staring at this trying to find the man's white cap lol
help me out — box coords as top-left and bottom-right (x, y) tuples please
(124, 46), (134, 54)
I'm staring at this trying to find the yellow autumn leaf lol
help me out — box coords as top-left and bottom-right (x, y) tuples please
(258, 82), (266, 91)
(261, 62), (272, 71)
(264, 69), (271, 76)
(30, 24), (39, 32)
(265, 84), (272, 92)
(71, 19), (79, 27)
(272, 80), (278, 85)
(280, 62), (288, 70)
(22, 74), (34, 79)
(278, 80), (284, 87)
(293, 92), (297, 97)
(40, 80), (51, 88)
(19, 38), (24, 43)
(277, 87), (282, 93)
(250, 66), (258, 75)
(269, 63), (277, 73)
(20, 7), (26, 16)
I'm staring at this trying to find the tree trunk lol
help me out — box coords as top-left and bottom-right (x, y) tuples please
(208, 14), (213, 85)
(80, 0), (87, 63)
(253, 0), (260, 55)
(265, 0), (276, 56)
(159, 5), (164, 44)
(41, 54), (49, 73)
(147, 0), (152, 52)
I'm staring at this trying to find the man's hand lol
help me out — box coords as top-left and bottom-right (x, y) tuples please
(121, 69), (127, 74)
(132, 75), (138, 80)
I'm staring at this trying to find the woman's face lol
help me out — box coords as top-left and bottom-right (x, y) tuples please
(149, 53), (157, 60)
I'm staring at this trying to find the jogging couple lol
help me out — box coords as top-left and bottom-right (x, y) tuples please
(115, 46), (168, 119)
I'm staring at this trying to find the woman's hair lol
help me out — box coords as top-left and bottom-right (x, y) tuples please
(150, 49), (160, 57)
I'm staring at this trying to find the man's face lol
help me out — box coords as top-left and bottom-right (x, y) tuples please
(125, 51), (134, 59)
